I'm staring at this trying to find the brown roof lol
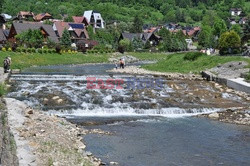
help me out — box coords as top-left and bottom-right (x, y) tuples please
(18, 11), (34, 17)
(54, 21), (89, 39)
(34, 13), (53, 21)
(11, 22), (58, 42)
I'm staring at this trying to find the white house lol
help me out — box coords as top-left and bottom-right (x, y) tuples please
(230, 8), (242, 16)
(83, 10), (105, 29)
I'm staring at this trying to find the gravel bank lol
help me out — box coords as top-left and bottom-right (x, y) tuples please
(5, 98), (100, 166)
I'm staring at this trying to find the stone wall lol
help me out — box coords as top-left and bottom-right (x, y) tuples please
(0, 98), (18, 166)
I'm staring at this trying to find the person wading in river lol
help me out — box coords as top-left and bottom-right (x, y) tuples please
(119, 58), (125, 69)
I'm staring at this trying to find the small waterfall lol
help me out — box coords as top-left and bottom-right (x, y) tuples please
(8, 74), (225, 118)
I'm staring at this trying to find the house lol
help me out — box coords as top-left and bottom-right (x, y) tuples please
(17, 11), (35, 21)
(53, 21), (89, 44)
(0, 15), (6, 29)
(72, 16), (89, 26)
(230, 8), (242, 16)
(34, 13), (53, 22)
(182, 27), (201, 38)
(0, 29), (7, 44)
(119, 32), (161, 46)
(8, 22), (59, 43)
(83, 10), (105, 29)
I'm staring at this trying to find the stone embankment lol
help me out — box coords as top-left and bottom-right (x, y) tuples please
(5, 98), (102, 166)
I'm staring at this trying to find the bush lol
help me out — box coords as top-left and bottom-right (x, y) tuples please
(27, 48), (32, 53)
(1, 47), (6, 52)
(55, 45), (61, 54)
(16, 47), (21, 52)
(21, 48), (27, 53)
(68, 50), (72, 54)
(43, 49), (48, 54)
(183, 52), (205, 61)
(38, 48), (43, 54)
(48, 49), (52, 53)
(31, 48), (36, 53)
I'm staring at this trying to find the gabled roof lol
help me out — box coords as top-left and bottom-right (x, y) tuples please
(18, 11), (34, 17)
(72, 16), (89, 24)
(34, 13), (53, 21)
(121, 32), (158, 43)
(53, 21), (89, 39)
(0, 29), (7, 42)
(11, 22), (58, 42)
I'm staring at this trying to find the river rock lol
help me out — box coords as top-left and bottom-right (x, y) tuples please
(208, 113), (220, 119)
(110, 161), (119, 165)
(57, 99), (63, 104)
(52, 96), (60, 100)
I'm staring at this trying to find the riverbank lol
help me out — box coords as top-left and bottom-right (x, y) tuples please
(5, 98), (101, 166)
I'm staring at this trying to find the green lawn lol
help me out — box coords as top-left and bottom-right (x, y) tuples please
(143, 53), (250, 74)
(129, 52), (170, 61)
(0, 52), (110, 69)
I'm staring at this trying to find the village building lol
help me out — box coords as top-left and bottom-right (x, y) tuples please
(120, 32), (161, 46)
(8, 22), (59, 43)
(53, 21), (89, 44)
(83, 10), (105, 29)
(72, 16), (89, 26)
(230, 8), (242, 16)
(17, 11), (35, 21)
(34, 13), (53, 22)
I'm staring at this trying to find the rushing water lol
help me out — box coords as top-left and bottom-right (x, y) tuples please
(8, 64), (250, 166)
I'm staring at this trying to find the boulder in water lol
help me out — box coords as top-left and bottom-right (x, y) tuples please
(208, 112), (220, 119)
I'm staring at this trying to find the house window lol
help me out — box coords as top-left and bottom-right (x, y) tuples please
(96, 19), (102, 27)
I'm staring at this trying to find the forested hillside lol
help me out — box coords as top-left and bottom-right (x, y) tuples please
(0, 0), (249, 25)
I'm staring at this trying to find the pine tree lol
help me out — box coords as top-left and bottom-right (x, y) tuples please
(60, 28), (71, 46)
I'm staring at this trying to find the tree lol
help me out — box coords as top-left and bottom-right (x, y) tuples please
(213, 18), (227, 37)
(60, 28), (71, 46)
(119, 39), (132, 52)
(130, 15), (143, 33)
(16, 29), (43, 48)
(242, 19), (250, 44)
(132, 37), (144, 50)
(231, 24), (243, 37)
(218, 31), (241, 54)
(198, 25), (214, 48)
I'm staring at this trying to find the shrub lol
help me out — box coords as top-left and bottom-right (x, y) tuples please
(38, 48), (43, 54)
(48, 49), (52, 53)
(1, 47), (6, 52)
(16, 47), (21, 52)
(52, 49), (56, 53)
(55, 45), (61, 54)
(43, 49), (48, 54)
(27, 48), (32, 53)
(31, 48), (36, 53)
(21, 48), (27, 53)
(183, 52), (205, 61)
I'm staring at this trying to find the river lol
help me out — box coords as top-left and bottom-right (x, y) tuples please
(7, 63), (250, 166)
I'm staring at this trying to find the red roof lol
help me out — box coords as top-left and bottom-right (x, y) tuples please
(72, 16), (89, 25)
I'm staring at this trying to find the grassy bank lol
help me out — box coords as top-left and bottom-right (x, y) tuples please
(143, 53), (250, 73)
(129, 52), (170, 61)
(0, 52), (110, 69)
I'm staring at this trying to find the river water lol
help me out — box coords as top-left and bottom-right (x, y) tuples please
(7, 64), (250, 166)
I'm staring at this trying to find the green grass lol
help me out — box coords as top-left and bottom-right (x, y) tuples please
(0, 84), (6, 97)
(129, 52), (170, 61)
(143, 53), (250, 74)
(0, 52), (110, 70)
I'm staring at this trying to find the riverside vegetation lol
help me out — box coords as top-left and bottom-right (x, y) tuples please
(1, 51), (250, 74)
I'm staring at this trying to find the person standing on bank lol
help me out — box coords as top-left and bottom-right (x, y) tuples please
(3, 56), (11, 73)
